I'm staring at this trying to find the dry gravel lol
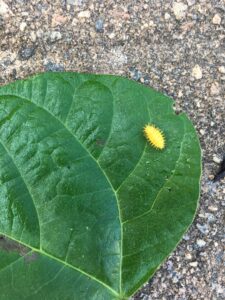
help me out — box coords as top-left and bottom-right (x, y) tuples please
(0, 0), (224, 299)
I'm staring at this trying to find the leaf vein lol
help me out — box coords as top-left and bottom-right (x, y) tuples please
(116, 144), (147, 193)
(0, 232), (119, 298)
(0, 140), (41, 246)
(0, 251), (32, 274)
(122, 130), (186, 226)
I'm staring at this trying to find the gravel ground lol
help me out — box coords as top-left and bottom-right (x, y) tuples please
(0, 0), (224, 299)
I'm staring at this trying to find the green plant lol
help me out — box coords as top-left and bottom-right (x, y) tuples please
(0, 72), (201, 299)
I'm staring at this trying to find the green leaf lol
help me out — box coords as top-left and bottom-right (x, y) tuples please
(0, 72), (201, 299)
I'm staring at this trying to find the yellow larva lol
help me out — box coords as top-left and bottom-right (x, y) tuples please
(143, 124), (165, 150)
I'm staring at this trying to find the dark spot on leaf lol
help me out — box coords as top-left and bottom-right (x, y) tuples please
(96, 139), (106, 147)
(24, 252), (39, 264)
(0, 235), (29, 256)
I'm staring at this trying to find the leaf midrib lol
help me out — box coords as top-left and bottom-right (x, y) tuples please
(0, 232), (120, 298)
(0, 139), (41, 244)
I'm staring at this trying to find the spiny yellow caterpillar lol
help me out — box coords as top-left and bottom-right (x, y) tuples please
(143, 124), (165, 150)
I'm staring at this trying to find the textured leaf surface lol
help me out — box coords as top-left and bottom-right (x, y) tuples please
(0, 73), (201, 299)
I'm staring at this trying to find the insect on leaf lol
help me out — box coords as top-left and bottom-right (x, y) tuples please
(0, 72), (201, 299)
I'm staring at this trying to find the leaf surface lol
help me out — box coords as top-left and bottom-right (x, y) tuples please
(0, 73), (201, 299)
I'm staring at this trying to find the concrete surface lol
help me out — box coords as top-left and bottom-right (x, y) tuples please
(0, 0), (224, 299)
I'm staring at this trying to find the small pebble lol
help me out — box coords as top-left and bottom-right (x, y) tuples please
(19, 22), (26, 31)
(166, 260), (173, 271)
(178, 90), (183, 97)
(30, 31), (36, 42)
(191, 64), (202, 80)
(164, 13), (171, 20)
(78, 11), (91, 18)
(210, 82), (220, 96)
(172, 2), (188, 20)
(108, 32), (115, 39)
(200, 129), (205, 135)
(205, 213), (216, 223)
(67, 0), (76, 5)
(51, 14), (68, 27)
(149, 20), (155, 27)
(208, 174), (214, 180)
(95, 18), (104, 32)
(18, 46), (36, 60)
(218, 66), (225, 74)
(49, 31), (62, 43)
(215, 284), (224, 295)
(208, 206), (218, 212)
(172, 275), (179, 283)
(44, 61), (64, 72)
(130, 69), (142, 81)
(196, 239), (206, 247)
(185, 253), (192, 260)
(183, 234), (190, 241)
(212, 14), (221, 25)
(187, 0), (196, 5)
(196, 223), (208, 234)
(213, 155), (222, 164)
(189, 261), (198, 267)
(90, 31), (96, 39)
(0, 0), (12, 16)
(143, 4), (148, 10)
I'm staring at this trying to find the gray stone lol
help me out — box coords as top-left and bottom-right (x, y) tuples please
(48, 31), (62, 43)
(129, 68), (142, 81)
(67, 0), (79, 5)
(196, 239), (206, 247)
(95, 18), (104, 33)
(18, 46), (36, 60)
(44, 61), (65, 72)
(196, 223), (209, 235)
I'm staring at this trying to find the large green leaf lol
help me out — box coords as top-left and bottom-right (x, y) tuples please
(0, 72), (201, 299)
